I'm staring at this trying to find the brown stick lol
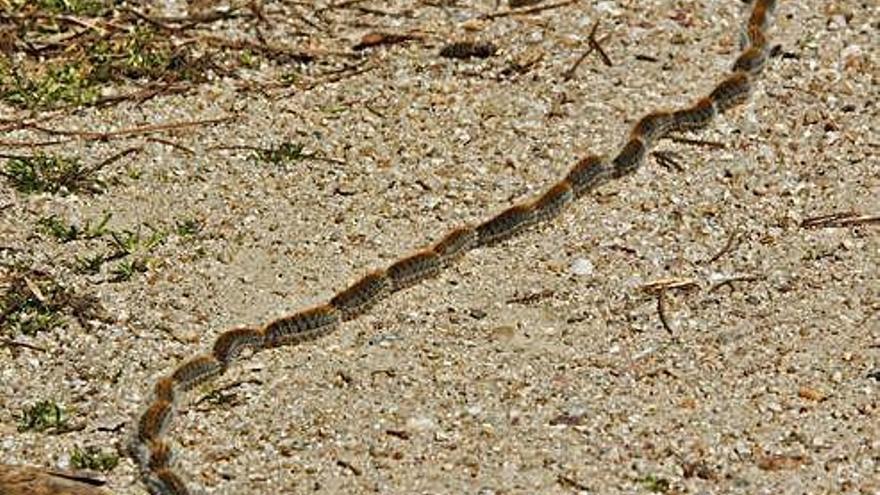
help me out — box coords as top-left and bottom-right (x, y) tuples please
(0, 139), (73, 148)
(24, 117), (235, 141)
(483, 0), (579, 19)
(589, 30), (613, 67)
(297, 64), (376, 93)
(656, 290), (674, 335)
(562, 21), (603, 81)
(0, 337), (48, 354)
(709, 274), (761, 293)
(667, 135), (727, 149)
(641, 278), (698, 336)
(705, 229), (739, 264)
(801, 212), (879, 228)
(146, 137), (195, 155)
(652, 151), (684, 171)
(82, 147), (143, 176)
(91, 83), (193, 109)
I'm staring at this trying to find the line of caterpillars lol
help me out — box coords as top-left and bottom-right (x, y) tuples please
(132, 1), (777, 493)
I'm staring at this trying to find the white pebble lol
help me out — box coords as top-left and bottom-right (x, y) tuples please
(570, 258), (594, 276)
(407, 415), (437, 432)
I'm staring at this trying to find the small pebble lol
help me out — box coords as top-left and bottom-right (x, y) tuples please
(798, 386), (826, 402)
(569, 258), (594, 276)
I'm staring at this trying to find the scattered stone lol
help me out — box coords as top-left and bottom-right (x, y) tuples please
(569, 258), (594, 276)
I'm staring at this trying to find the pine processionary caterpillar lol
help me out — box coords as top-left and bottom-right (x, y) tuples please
(476, 204), (536, 246)
(671, 97), (717, 131)
(439, 41), (497, 59)
(171, 355), (224, 391)
(330, 272), (390, 319)
(137, 400), (173, 444)
(566, 155), (608, 197)
(432, 226), (478, 265)
(710, 72), (752, 113)
(387, 251), (442, 291)
(264, 305), (340, 346)
(146, 439), (173, 471)
(743, 23), (768, 51)
(213, 326), (265, 365)
(749, 0), (776, 32)
(145, 468), (191, 495)
(531, 181), (575, 223)
(630, 111), (676, 145)
(611, 137), (648, 177)
(153, 377), (176, 404)
(732, 46), (768, 75)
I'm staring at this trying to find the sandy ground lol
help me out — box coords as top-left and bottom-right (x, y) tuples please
(1, 0), (878, 494)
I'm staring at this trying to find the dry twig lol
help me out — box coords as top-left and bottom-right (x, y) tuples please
(483, 0), (579, 19)
(0, 338), (48, 354)
(667, 135), (726, 149)
(652, 150), (683, 171)
(801, 212), (879, 229)
(506, 289), (555, 305)
(709, 274), (761, 293)
(641, 278), (699, 335)
(705, 229), (739, 264)
(23, 117), (235, 142)
(562, 20), (611, 80)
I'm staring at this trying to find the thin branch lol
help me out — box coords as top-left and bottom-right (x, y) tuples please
(0, 139), (73, 148)
(145, 137), (195, 155)
(709, 274), (761, 293)
(640, 278), (699, 336)
(656, 289), (674, 335)
(562, 20), (601, 81)
(667, 135), (727, 149)
(801, 212), (879, 228)
(652, 150), (684, 171)
(1, 337), (48, 354)
(81, 147), (142, 177)
(589, 29), (613, 67)
(24, 116), (235, 142)
(483, 0), (579, 19)
(705, 229), (739, 264)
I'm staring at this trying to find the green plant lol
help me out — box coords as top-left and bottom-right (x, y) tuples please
(109, 258), (147, 282)
(17, 400), (68, 432)
(8, 0), (108, 15)
(75, 252), (113, 275)
(638, 474), (671, 493)
(2, 154), (102, 195)
(37, 212), (111, 243)
(71, 445), (119, 471)
(1, 63), (99, 109)
(175, 218), (203, 238)
(253, 142), (306, 166)
(109, 227), (165, 256)
(0, 275), (66, 336)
